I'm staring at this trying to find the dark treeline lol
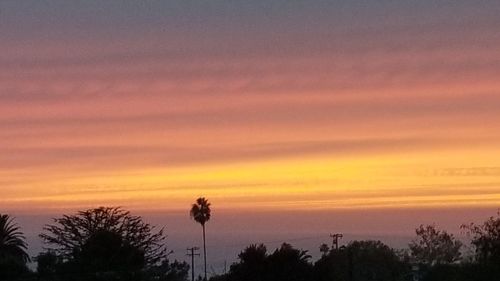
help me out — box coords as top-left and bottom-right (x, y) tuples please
(1, 206), (500, 281)
(1, 207), (189, 281)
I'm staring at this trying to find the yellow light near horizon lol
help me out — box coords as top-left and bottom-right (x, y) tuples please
(2, 146), (500, 213)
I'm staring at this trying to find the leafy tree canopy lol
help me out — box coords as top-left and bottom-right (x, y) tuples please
(217, 243), (312, 281)
(0, 214), (30, 264)
(40, 207), (168, 267)
(462, 213), (500, 265)
(409, 224), (462, 265)
(0, 214), (31, 280)
(190, 198), (211, 226)
(314, 240), (406, 281)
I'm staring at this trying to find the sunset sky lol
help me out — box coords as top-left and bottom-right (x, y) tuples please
(2, 1), (500, 220)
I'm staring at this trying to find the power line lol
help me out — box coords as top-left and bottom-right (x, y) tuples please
(170, 233), (332, 254)
(223, 233), (330, 248)
(186, 247), (200, 281)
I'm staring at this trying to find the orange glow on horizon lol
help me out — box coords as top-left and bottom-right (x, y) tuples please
(2, 147), (500, 213)
(2, 2), (500, 218)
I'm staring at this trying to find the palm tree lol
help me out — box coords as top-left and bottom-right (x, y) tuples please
(190, 197), (211, 280)
(0, 214), (30, 264)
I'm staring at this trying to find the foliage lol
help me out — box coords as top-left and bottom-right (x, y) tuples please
(349, 241), (407, 281)
(190, 198), (211, 226)
(0, 256), (32, 281)
(267, 243), (312, 281)
(144, 259), (190, 281)
(36, 252), (188, 281)
(462, 213), (500, 265)
(5, 208), (500, 281)
(0, 214), (31, 280)
(421, 263), (500, 281)
(40, 207), (167, 266)
(229, 244), (268, 281)
(314, 240), (408, 281)
(213, 243), (312, 281)
(36, 251), (60, 279)
(409, 224), (462, 265)
(0, 214), (30, 263)
(190, 197), (211, 280)
(319, 243), (330, 256)
(313, 245), (349, 281)
(79, 229), (146, 273)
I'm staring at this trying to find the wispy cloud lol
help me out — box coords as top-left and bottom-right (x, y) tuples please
(1, 1), (500, 214)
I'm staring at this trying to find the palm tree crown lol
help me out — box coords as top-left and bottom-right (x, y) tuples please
(190, 197), (211, 280)
(190, 197), (211, 226)
(0, 214), (30, 263)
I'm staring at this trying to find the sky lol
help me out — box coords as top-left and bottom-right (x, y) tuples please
(1, 0), (500, 242)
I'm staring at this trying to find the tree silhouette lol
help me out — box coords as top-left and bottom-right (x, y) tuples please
(144, 259), (190, 281)
(79, 230), (146, 274)
(40, 206), (168, 276)
(313, 245), (349, 281)
(190, 197), (211, 280)
(0, 214), (30, 280)
(409, 224), (462, 266)
(314, 240), (407, 281)
(0, 214), (29, 263)
(462, 212), (500, 265)
(348, 240), (406, 281)
(229, 244), (268, 281)
(212, 243), (312, 281)
(36, 251), (60, 280)
(267, 243), (312, 281)
(319, 243), (330, 256)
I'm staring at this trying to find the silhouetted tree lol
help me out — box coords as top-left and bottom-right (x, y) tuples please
(319, 243), (330, 256)
(314, 240), (407, 281)
(0, 214), (30, 280)
(0, 214), (29, 263)
(229, 244), (268, 281)
(409, 224), (462, 265)
(462, 213), (500, 265)
(144, 259), (190, 281)
(36, 251), (60, 280)
(267, 243), (312, 281)
(190, 197), (211, 280)
(215, 243), (312, 281)
(349, 241), (407, 281)
(421, 264), (467, 281)
(79, 230), (145, 274)
(39, 207), (168, 279)
(313, 245), (349, 281)
(420, 262), (500, 281)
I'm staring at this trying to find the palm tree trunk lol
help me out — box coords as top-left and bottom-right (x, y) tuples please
(203, 223), (207, 281)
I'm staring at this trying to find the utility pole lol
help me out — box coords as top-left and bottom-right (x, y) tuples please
(187, 247), (200, 281)
(330, 233), (343, 250)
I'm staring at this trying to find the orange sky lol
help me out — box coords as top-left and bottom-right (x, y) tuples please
(1, 1), (500, 217)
